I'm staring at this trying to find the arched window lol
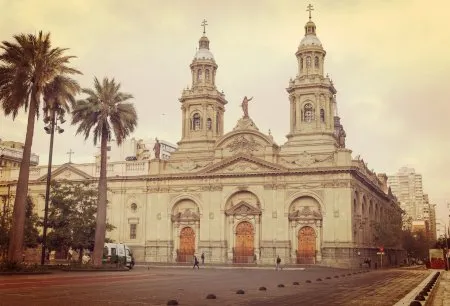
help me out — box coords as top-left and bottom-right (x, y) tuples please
(205, 69), (210, 82)
(206, 118), (212, 130)
(197, 69), (202, 82)
(300, 58), (303, 71)
(303, 103), (314, 122)
(306, 56), (311, 68)
(314, 56), (319, 68)
(192, 113), (201, 130)
(320, 109), (325, 122)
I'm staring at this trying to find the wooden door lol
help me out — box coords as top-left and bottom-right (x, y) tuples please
(234, 221), (254, 263)
(297, 226), (316, 264)
(177, 227), (195, 263)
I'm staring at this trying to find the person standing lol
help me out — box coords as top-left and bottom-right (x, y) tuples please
(193, 255), (200, 269)
(201, 252), (205, 265)
(276, 255), (281, 271)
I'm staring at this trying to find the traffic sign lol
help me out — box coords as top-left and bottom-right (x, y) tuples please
(376, 252), (385, 255)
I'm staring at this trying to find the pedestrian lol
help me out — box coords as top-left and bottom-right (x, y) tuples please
(201, 252), (205, 265)
(276, 255), (281, 271)
(193, 255), (200, 269)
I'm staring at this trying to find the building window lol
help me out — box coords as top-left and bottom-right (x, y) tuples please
(320, 109), (325, 122)
(206, 118), (212, 130)
(192, 113), (201, 130)
(303, 103), (314, 122)
(300, 58), (303, 71)
(130, 224), (137, 239)
(197, 69), (202, 82)
(205, 69), (210, 82)
(306, 56), (311, 68)
(107, 146), (111, 151)
(314, 56), (319, 68)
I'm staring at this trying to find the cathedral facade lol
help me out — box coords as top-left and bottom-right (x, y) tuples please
(0, 16), (404, 267)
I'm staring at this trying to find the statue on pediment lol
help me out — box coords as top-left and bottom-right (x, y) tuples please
(241, 96), (253, 118)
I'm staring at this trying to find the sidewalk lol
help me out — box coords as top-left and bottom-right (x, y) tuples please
(431, 270), (450, 306)
(135, 263), (308, 270)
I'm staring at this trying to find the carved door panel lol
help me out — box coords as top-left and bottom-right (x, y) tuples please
(297, 226), (316, 264)
(234, 221), (254, 263)
(178, 227), (195, 263)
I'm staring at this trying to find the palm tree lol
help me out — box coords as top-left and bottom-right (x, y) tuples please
(72, 77), (137, 266)
(0, 32), (81, 263)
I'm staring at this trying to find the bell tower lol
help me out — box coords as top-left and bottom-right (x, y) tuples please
(177, 20), (228, 152)
(285, 5), (345, 153)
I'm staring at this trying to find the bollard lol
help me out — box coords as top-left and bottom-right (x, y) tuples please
(259, 286), (267, 291)
(167, 300), (179, 306)
(236, 289), (245, 294)
(206, 294), (217, 299)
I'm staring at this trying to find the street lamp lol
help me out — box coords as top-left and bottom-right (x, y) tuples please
(40, 105), (65, 265)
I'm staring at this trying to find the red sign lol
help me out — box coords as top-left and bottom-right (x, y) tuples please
(379, 247), (384, 252)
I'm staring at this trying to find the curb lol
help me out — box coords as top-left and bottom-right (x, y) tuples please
(394, 270), (440, 305)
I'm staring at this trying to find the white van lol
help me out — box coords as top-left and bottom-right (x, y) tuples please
(103, 243), (135, 269)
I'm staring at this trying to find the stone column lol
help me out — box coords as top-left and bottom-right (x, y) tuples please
(254, 216), (260, 261)
(316, 221), (322, 262)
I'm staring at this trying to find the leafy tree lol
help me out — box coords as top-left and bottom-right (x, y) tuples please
(402, 230), (432, 260)
(46, 180), (115, 262)
(0, 195), (12, 258)
(373, 210), (403, 248)
(72, 77), (137, 266)
(0, 32), (80, 262)
(0, 195), (40, 258)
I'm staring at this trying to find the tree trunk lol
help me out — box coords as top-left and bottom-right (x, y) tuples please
(8, 96), (37, 263)
(78, 247), (83, 264)
(92, 129), (108, 266)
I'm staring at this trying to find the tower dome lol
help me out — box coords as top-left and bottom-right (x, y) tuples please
(299, 20), (322, 47)
(194, 36), (215, 60)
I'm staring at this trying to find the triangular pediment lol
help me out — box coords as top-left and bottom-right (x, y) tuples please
(37, 163), (93, 181)
(225, 201), (261, 216)
(200, 154), (286, 174)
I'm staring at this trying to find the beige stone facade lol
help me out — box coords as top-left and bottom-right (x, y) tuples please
(0, 16), (405, 267)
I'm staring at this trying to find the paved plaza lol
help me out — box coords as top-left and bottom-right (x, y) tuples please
(0, 267), (430, 306)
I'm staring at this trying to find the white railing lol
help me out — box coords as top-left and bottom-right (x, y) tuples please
(126, 162), (145, 172)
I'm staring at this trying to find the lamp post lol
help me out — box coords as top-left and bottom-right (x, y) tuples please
(40, 105), (65, 265)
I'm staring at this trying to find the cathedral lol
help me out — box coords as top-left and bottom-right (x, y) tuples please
(0, 13), (404, 267)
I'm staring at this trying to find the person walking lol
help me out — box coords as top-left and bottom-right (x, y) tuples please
(193, 255), (200, 269)
(201, 252), (205, 265)
(276, 255), (281, 271)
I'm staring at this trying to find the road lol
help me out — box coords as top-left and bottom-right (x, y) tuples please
(0, 266), (429, 306)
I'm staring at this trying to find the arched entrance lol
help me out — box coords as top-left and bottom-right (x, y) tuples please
(297, 226), (316, 264)
(177, 227), (195, 263)
(234, 221), (254, 263)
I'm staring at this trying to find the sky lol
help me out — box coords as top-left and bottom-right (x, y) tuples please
(0, 0), (449, 222)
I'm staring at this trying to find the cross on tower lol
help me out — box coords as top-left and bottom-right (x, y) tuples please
(306, 4), (314, 20)
(67, 149), (74, 163)
(201, 19), (208, 35)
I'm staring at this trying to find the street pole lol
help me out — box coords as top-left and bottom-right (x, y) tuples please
(40, 108), (56, 266)
(445, 224), (449, 271)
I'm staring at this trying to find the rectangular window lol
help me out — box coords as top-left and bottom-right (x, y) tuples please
(130, 224), (137, 239)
